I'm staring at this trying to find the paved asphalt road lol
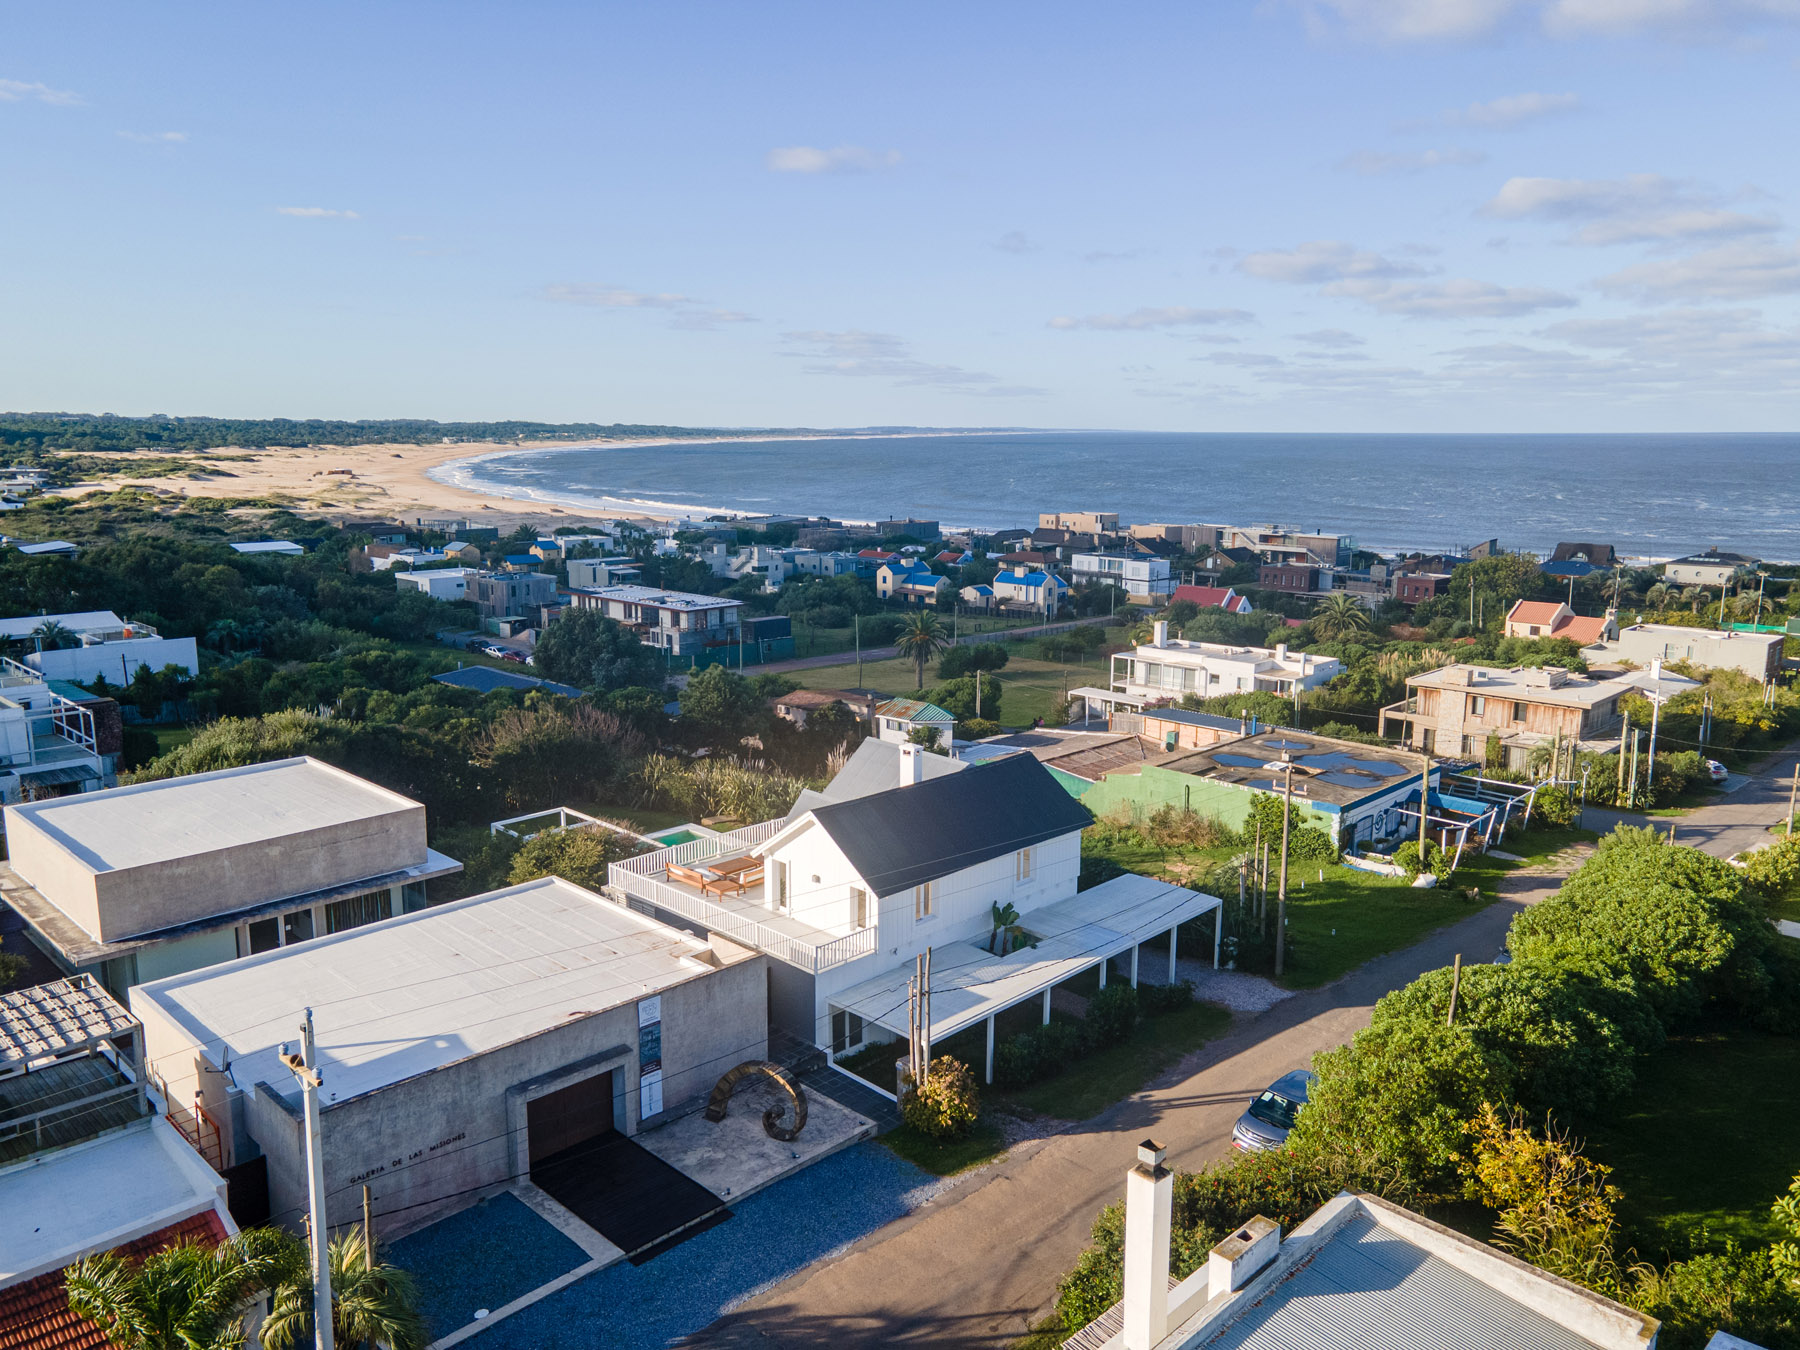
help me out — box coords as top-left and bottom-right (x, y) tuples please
(1579, 735), (1800, 861)
(684, 857), (1578, 1350)
(685, 736), (1800, 1349)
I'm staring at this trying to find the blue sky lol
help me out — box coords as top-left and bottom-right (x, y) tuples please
(4, 1), (1799, 431)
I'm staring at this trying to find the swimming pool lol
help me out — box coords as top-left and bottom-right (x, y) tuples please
(651, 828), (704, 847)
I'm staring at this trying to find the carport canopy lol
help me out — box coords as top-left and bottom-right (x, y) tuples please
(828, 873), (1223, 1080)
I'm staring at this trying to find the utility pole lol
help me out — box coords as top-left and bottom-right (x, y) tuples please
(1616, 712), (1630, 804)
(1788, 764), (1798, 838)
(1645, 661), (1666, 803)
(1275, 754), (1293, 978)
(1447, 953), (1463, 1027)
(363, 1185), (375, 1270)
(279, 1010), (336, 1350)
(854, 614), (862, 688)
(1629, 730), (1641, 809)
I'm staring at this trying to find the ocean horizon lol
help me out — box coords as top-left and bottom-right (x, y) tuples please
(430, 430), (1800, 562)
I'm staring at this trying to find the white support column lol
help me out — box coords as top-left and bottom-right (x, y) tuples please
(1130, 944), (1140, 988)
(1168, 925), (1178, 982)
(1042, 988), (1052, 1024)
(1098, 958), (1107, 990)
(985, 1014), (995, 1085)
(1212, 905), (1222, 969)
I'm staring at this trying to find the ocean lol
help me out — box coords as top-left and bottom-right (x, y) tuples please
(430, 430), (1800, 562)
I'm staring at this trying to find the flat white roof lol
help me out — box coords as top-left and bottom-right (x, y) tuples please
(574, 583), (740, 610)
(0, 1117), (229, 1283)
(830, 873), (1221, 1042)
(1408, 664), (1625, 708)
(133, 878), (718, 1104)
(0, 610), (123, 640)
(230, 540), (303, 554)
(5, 756), (420, 875)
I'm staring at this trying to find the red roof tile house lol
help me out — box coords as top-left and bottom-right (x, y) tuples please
(1170, 584), (1252, 615)
(1503, 600), (1617, 645)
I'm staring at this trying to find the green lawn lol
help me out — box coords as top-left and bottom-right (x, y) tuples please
(788, 612), (1051, 660)
(149, 725), (195, 755)
(882, 1119), (1009, 1177)
(1272, 863), (1490, 988)
(790, 649), (1116, 727)
(1584, 1027), (1800, 1256)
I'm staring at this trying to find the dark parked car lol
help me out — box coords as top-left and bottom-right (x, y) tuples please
(1230, 1069), (1317, 1152)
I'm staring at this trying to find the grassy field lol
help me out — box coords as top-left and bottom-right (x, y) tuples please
(1584, 1027), (1800, 1256)
(149, 725), (196, 755)
(787, 611), (1053, 660)
(791, 649), (1117, 727)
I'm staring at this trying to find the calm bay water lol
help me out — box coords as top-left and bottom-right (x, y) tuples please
(432, 431), (1800, 561)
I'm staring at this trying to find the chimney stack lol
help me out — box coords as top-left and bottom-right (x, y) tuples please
(899, 742), (925, 786)
(1153, 620), (1168, 648)
(1274, 642), (1288, 663)
(1207, 1215), (1281, 1300)
(1123, 1140), (1173, 1350)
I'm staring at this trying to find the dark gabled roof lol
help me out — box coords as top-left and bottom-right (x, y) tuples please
(1550, 541), (1616, 565)
(807, 753), (1093, 897)
(433, 665), (584, 698)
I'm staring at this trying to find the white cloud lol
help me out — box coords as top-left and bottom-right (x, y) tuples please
(779, 329), (1042, 395)
(1326, 276), (1578, 317)
(1207, 351), (1287, 367)
(118, 130), (187, 143)
(1595, 240), (1800, 299)
(766, 145), (901, 174)
(1239, 240), (1426, 284)
(0, 78), (82, 106)
(1297, 0), (1800, 39)
(1048, 306), (1256, 331)
(670, 309), (758, 330)
(1083, 248), (1146, 264)
(1446, 92), (1580, 128)
(1482, 174), (1778, 244)
(992, 231), (1040, 254)
(540, 284), (688, 308)
(1294, 328), (1367, 347)
(276, 206), (360, 220)
(1341, 147), (1486, 175)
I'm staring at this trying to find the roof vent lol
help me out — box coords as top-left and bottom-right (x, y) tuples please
(1207, 1215), (1280, 1300)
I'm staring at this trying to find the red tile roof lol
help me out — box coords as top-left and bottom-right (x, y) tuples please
(0, 1211), (229, 1350)
(1172, 585), (1244, 612)
(1506, 600), (1609, 644)
(1556, 614), (1611, 644)
(1507, 601), (1565, 628)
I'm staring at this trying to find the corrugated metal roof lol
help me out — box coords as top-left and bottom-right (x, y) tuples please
(1202, 1212), (1608, 1350)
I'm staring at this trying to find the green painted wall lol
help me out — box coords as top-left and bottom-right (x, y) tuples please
(1079, 764), (1339, 838)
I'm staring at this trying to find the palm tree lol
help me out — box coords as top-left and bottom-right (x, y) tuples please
(1644, 582), (1670, 611)
(65, 1228), (299, 1350)
(30, 618), (76, 651)
(204, 618), (246, 653)
(263, 1228), (427, 1350)
(894, 611), (951, 690)
(1311, 592), (1372, 641)
(988, 901), (1026, 955)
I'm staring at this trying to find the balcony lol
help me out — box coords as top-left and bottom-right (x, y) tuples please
(609, 820), (878, 973)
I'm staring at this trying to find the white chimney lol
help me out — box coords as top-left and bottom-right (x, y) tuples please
(1207, 1215), (1281, 1301)
(1152, 620), (1169, 648)
(1123, 1140), (1173, 1350)
(1274, 643), (1288, 662)
(899, 742), (925, 786)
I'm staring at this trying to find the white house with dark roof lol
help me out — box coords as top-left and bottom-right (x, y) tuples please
(610, 750), (1223, 1083)
(1664, 547), (1759, 587)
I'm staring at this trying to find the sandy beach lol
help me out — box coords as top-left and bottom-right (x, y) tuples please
(49, 438), (688, 528)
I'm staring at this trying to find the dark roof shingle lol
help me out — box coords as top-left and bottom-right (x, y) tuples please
(808, 753), (1093, 896)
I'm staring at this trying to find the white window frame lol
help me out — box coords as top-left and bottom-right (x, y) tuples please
(1016, 847), (1034, 883)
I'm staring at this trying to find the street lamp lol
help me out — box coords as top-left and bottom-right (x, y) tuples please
(1616, 660), (1701, 805)
(1271, 752), (1296, 978)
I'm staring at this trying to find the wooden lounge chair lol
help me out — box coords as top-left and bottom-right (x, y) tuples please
(667, 862), (714, 890)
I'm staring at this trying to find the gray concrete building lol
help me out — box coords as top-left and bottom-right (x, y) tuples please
(132, 878), (768, 1238)
(0, 757), (460, 998)
(1590, 622), (1784, 684)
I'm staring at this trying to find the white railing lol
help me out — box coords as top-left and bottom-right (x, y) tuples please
(610, 818), (877, 972)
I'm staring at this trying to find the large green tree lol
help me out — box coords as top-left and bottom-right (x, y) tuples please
(531, 610), (662, 691)
(65, 1228), (298, 1350)
(894, 611), (951, 690)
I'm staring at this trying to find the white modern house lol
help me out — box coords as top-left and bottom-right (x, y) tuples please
(992, 569), (1069, 611)
(566, 556), (643, 588)
(229, 540), (304, 557)
(1110, 623), (1344, 703)
(0, 658), (111, 805)
(564, 584), (743, 658)
(1072, 552), (1175, 602)
(394, 565), (480, 601)
(1663, 547), (1758, 586)
(610, 748), (1223, 1086)
(0, 976), (237, 1317)
(133, 877), (767, 1241)
(0, 756), (462, 998)
(1592, 621), (1783, 684)
(0, 610), (201, 684)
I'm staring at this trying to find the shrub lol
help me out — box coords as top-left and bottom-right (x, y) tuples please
(1085, 982), (1140, 1047)
(901, 1055), (980, 1139)
(1243, 794), (1337, 862)
(1146, 805), (1232, 851)
(1531, 783), (1577, 829)
(1743, 836), (1800, 898)
(1138, 979), (1195, 1016)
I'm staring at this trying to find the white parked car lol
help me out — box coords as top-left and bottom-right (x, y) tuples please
(1705, 759), (1729, 784)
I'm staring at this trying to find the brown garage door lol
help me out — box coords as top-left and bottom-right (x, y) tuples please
(527, 1070), (614, 1170)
